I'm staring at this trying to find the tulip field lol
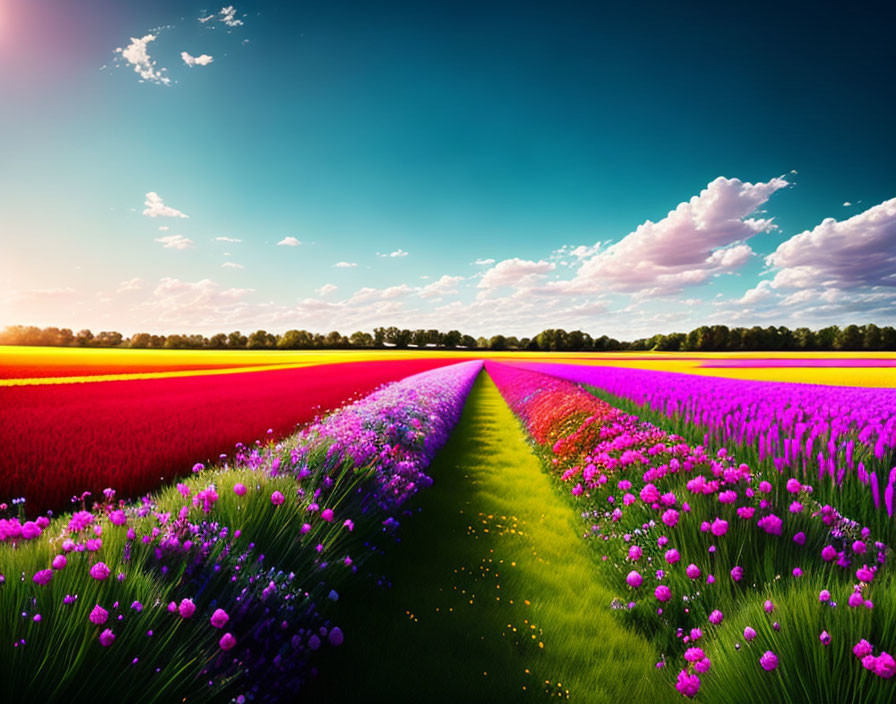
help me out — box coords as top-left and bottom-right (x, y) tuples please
(0, 348), (894, 702)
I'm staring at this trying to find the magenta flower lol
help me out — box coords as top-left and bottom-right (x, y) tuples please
(793, 531), (806, 545)
(99, 629), (115, 647)
(854, 640), (873, 658)
(686, 563), (701, 580)
(628, 545), (643, 561)
(875, 653), (896, 679)
(210, 609), (229, 629)
(52, 555), (66, 570)
(321, 508), (335, 522)
(655, 585), (672, 602)
(219, 632), (237, 651)
(271, 491), (285, 506)
(786, 478), (801, 493)
(737, 506), (756, 520)
(233, 483), (247, 496)
(819, 589), (831, 602)
(21, 521), (42, 540)
(675, 670), (700, 698)
(759, 650), (778, 671)
(710, 518), (728, 537)
(792, 567), (803, 577)
(730, 566), (744, 582)
(757, 514), (783, 535)
(89, 562), (110, 581)
(109, 510), (127, 526)
(744, 626), (757, 641)
(856, 565), (875, 582)
(665, 548), (681, 564)
(764, 599), (775, 613)
(661, 509), (679, 528)
(758, 481), (772, 493)
(684, 647), (705, 663)
(89, 604), (109, 625)
(848, 592), (864, 608)
(819, 631), (831, 646)
(708, 609), (724, 625)
(32, 569), (53, 586)
(626, 570), (643, 589)
(178, 598), (196, 618)
(821, 545), (837, 561)
(694, 658), (711, 673)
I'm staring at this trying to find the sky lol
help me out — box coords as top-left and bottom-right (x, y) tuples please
(1, 0), (894, 339)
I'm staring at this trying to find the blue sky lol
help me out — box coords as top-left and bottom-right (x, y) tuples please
(1, 0), (894, 337)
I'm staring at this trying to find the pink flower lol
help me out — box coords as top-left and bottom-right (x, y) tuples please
(792, 567), (803, 577)
(708, 609), (724, 625)
(710, 518), (728, 537)
(744, 626), (757, 641)
(626, 570), (643, 588)
(89, 562), (110, 581)
(665, 549), (681, 564)
(694, 658), (711, 673)
(32, 569), (53, 586)
(271, 491), (285, 506)
(321, 508), (335, 522)
(675, 670), (700, 698)
(759, 650), (778, 671)
(821, 545), (837, 561)
(764, 599), (775, 613)
(661, 509), (679, 528)
(655, 585), (672, 602)
(789, 501), (804, 513)
(730, 565), (744, 582)
(736, 506), (756, 520)
(875, 653), (896, 679)
(819, 589), (831, 602)
(793, 531), (806, 545)
(758, 481), (772, 493)
(89, 604), (108, 625)
(848, 592), (864, 608)
(757, 514), (783, 535)
(854, 640), (873, 658)
(178, 598), (196, 618)
(819, 631), (831, 646)
(233, 483), (247, 496)
(686, 564), (701, 580)
(210, 609), (229, 629)
(856, 565), (875, 582)
(109, 510), (127, 526)
(99, 629), (115, 647)
(219, 633), (237, 651)
(684, 647), (705, 663)
(52, 555), (67, 570)
(21, 521), (42, 540)
(786, 478), (801, 493)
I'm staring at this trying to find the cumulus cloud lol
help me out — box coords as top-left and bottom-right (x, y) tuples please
(478, 258), (556, 292)
(221, 262), (244, 269)
(143, 192), (189, 218)
(316, 284), (338, 296)
(155, 234), (196, 250)
(843, 202), (852, 207)
(378, 249), (409, 258)
(181, 51), (214, 67)
(215, 236), (241, 243)
(115, 34), (170, 85)
(765, 198), (896, 291)
(569, 176), (789, 296)
(276, 236), (301, 247)
(419, 275), (464, 299)
(333, 261), (357, 268)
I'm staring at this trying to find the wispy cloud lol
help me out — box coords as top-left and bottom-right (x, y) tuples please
(473, 258), (495, 266)
(215, 236), (241, 243)
(276, 236), (301, 247)
(333, 261), (357, 268)
(316, 284), (338, 296)
(221, 262), (245, 269)
(143, 192), (189, 219)
(155, 235), (196, 250)
(115, 34), (170, 86)
(200, 6), (244, 28)
(116, 277), (145, 293)
(377, 248), (409, 258)
(181, 51), (214, 67)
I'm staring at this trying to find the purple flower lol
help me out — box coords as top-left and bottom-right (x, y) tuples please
(820, 631), (831, 646)
(665, 549), (681, 564)
(686, 563), (701, 580)
(730, 565), (744, 582)
(792, 567), (803, 578)
(271, 491), (285, 506)
(626, 571), (643, 588)
(759, 650), (778, 671)
(819, 589), (831, 602)
(793, 531), (806, 545)
(178, 598), (196, 618)
(675, 670), (700, 698)
(744, 626), (757, 641)
(655, 585), (672, 602)
(848, 592), (864, 608)
(328, 626), (344, 646)
(764, 599), (774, 613)
(710, 518), (728, 537)
(89, 562), (110, 581)
(99, 629), (115, 647)
(32, 569), (53, 586)
(821, 545), (837, 561)
(219, 633), (237, 651)
(321, 508), (335, 522)
(210, 609), (229, 628)
(21, 521), (42, 540)
(694, 658), (711, 674)
(89, 604), (109, 625)
(708, 609), (724, 625)
(684, 647), (705, 663)
(854, 640), (873, 658)
(628, 545), (643, 561)
(856, 565), (875, 582)
(233, 483), (247, 496)
(661, 509), (679, 528)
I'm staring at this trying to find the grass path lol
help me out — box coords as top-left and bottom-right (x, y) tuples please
(307, 373), (668, 703)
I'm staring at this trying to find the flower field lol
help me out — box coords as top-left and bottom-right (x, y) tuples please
(0, 358), (461, 513)
(2, 351), (895, 702)
(487, 361), (895, 702)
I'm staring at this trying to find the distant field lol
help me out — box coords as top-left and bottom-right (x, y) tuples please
(2, 346), (894, 387)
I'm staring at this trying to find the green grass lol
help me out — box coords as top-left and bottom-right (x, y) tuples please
(308, 373), (669, 703)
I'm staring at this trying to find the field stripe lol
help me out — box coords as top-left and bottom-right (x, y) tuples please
(307, 373), (667, 703)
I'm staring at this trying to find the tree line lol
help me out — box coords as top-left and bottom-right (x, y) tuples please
(2, 323), (896, 351)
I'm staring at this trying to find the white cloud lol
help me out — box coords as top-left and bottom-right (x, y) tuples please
(419, 274), (464, 299)
(117, 277), (145, 293)
(221, 262), (244, 269)
(378, 249), (409, 258)
(732, 279), (775, 305)
(215, 236), (241, 243)
(766, 197), (896, 291)
(478, 258), (556, 291)
(198, 14), (215, 24)
(158, 225), (169, 231)
(155, 234), (196, 250)
(115, 34), (170, 86)
(843, 201), (852, 207)
(473, 258), (495, 266)
(219, 6), (244, 27)
(334, 261), (357, 268)
(569, 176), (789, 296)
(181, 51), (214, 67)
(277, 236), (301, 247)
(316, 284), (338, 296)
(142, 192), (189, 218)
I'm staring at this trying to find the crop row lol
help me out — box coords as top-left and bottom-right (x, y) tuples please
(486, 361), (894, 703)
(0, 360), (482, 702)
